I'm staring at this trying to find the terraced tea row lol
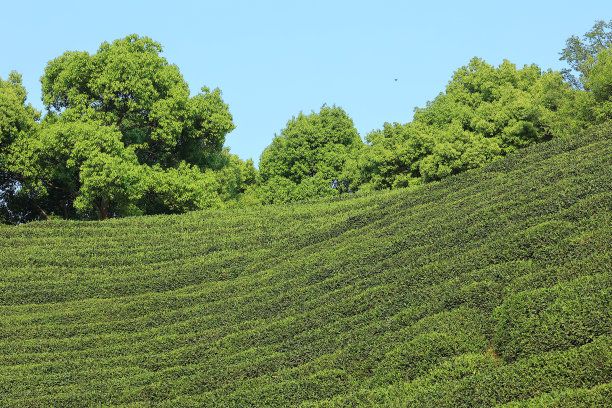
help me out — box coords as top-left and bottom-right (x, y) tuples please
(1, 123), (611, 406)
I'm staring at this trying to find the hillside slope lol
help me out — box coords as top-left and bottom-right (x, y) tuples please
(1, 123), (611, 407)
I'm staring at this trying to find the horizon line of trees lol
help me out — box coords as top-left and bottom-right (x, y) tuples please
(1, 21), (610, 223)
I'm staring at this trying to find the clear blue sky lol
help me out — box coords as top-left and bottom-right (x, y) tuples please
(1, 1), (609, 165)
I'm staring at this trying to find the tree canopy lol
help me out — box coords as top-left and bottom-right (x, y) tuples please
(256, 105), (363, 203)
(560, 19), (612, 89)
(41, 35), (234, 168)
(584, 47), (612, 122)
(2, 21), (611, 222)
(2, 35), (251, 222)
(0, 73), (41, 223)
(345, 58), (577, 190)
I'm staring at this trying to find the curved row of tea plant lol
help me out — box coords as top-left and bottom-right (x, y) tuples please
(0, 122), (611, 406)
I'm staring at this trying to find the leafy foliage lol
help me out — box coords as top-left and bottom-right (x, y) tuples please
(348, 58), (577, 190)
(557, 20), (612, 129)
(3, 35), (250, 221)
(583, 47), (612, 122)
(1, 123), (610, 406)
(0, 72), (38, 150)
(560, 19), (612, 88)
(40, 35), (234, 168)
(257, 105), (363, 203)
(4, 24), (612, 218)
(0, 73), (41, 224)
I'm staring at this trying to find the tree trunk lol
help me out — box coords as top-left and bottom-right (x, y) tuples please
(35, 204), (50, 221)
(95, 198), (110, 221)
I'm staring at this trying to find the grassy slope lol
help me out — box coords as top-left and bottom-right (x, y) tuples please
(0, 123), (611, 407)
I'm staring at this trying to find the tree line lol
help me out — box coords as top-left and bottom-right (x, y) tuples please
(1, 21), (610, 223)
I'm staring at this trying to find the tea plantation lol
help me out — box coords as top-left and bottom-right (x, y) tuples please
(1, 123), (611, 407)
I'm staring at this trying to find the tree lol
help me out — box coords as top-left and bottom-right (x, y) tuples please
(583, 47), (612, 121)
(414, 58), (574, 152)
(41, 35), (234, 168)
(559, 20), (612, 125)
(351, 58), (576, 189)
(560, 20), (612, 89)
(0, 72), (41, 224)
(343, 121), (434, 191)
(8, 35), (239, 221)
(257, 105), (363, 203)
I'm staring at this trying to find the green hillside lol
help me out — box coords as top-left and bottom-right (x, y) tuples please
(1, 123), (611, 407)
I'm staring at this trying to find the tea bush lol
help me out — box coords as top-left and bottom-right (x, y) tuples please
(0, 122), (610, 406)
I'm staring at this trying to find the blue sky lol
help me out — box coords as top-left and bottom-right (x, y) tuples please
(1, 1), (609, 164)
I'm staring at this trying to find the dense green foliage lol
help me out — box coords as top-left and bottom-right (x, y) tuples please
(3, 22), (611, 220)
(40, 35), (234, 169)
(1, 35), (256, 222)
(0, 73), (41, 224)
(1, 122), (610, 406)
(340, 21), (611, 194)
(257, 105), (362, 203)
(345, 59), (582, 191)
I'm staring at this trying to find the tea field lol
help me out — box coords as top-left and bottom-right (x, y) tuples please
(1, 123), (611, 406)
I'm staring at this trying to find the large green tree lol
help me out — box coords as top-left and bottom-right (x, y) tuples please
(8, 35), (244, 221)
(41, 35), (234, 168)
(348, 58), (576, 190)
(257, 105), (363, 203)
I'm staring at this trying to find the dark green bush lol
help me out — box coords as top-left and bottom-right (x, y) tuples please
(493, 273), (612, 360)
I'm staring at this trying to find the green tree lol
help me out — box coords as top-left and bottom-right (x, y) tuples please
(41, 35), (234, 168)
(414, 58), (573, 152)
(257, 105), (363, 203)
(343, 121), (434, 191)
(559, 20), (612, 125)
(560, 19), (612, 89)
(584, 47), (612, 121)
(351, 58), (576, 189)
(9, 35), (239, 220)
(0, 72), (41, 224)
